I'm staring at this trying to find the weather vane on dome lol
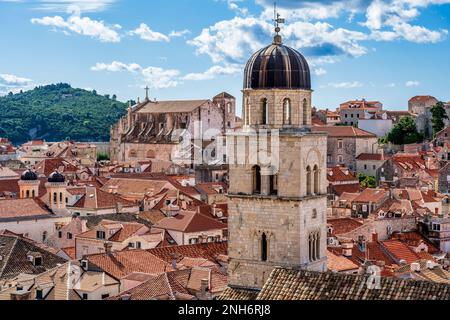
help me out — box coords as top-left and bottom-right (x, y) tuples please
(272, 2), (285, 45)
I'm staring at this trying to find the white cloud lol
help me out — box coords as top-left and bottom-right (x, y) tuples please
(188, 16), (369, 67)
(91, 61), (141, 73)
(31, 10), (121, 42)
(405, 80), (420, 87)
(182, 65), (241, 81)
(0, 73), (34, 95)
(141, 67), (180, 89)
(169, 29), (191, 37)
(91, 61), (180, 89)
(188, 17), (271, 64)
(0, 73), (33, 86)
(364, 0), (449, 43)
(322, 81), (364, 88)
(313, 68), (327, 76)
(129, 23), (170, 42)
(386, 82), (396, 87)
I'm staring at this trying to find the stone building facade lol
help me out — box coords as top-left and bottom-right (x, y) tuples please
(110, 93), (236, 165)
(227, 28), (327, 290)
(311, 126), (378, 172)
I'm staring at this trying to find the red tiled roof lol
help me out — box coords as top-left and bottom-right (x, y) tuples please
(311, 126), (376, 138)
(328, 218), (363, 235)
(62, 247), (76, 260)
(391, 231), (439, 254)
(327, 166), (357, 183)
(381, 239), (421, 264)
(35, 158), (78, 176)
(330, 184), (361, 196)
(87, 250), (173, 279)
(0, 198), (53, 220)
(71, 187), (136, 209)
(195, 182), (228, 195)
(148, 242), (227, 264)
(353, 188), (388, 203)
(352, 241), (395, 266)
(356, 153), (386, 161)
(153, 211), (227, 233)
(408, 95), (437, 103)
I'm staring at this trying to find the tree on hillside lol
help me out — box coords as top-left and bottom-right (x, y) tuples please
(430, 101), (448, 137)
(386, 116), (423, 145)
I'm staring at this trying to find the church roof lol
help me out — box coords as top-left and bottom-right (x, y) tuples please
(244, 43), (310, 90)
(136, 100), (209, 114)
(213, 92), (235, 99)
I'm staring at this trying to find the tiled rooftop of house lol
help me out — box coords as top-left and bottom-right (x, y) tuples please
(252, 268), (450, 300)
(353, 188), (388, 203)
(356, 153), (387, 161)
(0, 234), (67, 280)
(0, 198), (54, 221)
(152, 210), (227, 233)
(311, 126), (376, 138)
(87, 250), (173, 279)
(380, 239), (422, 264)
(71, 187), (137, 209)
(327, 250), (359, 272)
(327, 218), (363, 235)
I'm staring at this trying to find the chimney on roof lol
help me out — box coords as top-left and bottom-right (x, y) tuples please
(104, 242), (113, 255)
(200, 278), (209, 294)
(342, 241), (353, 257)
(371, 231), (378, 243)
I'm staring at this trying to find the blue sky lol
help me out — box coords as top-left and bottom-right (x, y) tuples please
(0, 0), (449, 113)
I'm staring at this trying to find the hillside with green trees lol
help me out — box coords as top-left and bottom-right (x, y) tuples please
(0, 83), (127, 144)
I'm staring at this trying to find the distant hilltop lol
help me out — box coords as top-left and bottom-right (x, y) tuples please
(0, 83), (127, 144)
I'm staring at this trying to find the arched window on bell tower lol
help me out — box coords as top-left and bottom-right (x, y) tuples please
(306, 166), (312, 195)
(313, 165), (319, 195)
(252, 165), (261, 194)
(261, 98), (268, 125)
(261, 233), (268, 261)
(269, 173), (278, 195)
(283, 98), (291, 125)
(303, 98), (308, 125)
(309, 231), (320, 262)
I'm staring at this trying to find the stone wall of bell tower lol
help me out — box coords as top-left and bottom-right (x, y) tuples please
(227, 128), (328, 289)
(242, 89), (312, 129)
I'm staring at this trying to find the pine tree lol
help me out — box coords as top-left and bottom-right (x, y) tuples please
(430, 101), (448, 137)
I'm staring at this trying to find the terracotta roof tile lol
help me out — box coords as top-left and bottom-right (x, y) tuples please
(153, 211), (227, 234)
(249, 268), (450, 300)
(381, 239), (421, 264)
(311, 126), (376, 138)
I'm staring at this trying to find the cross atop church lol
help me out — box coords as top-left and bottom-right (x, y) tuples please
(144, 85), (149, 101)
(273, 2), (285, 34)
(272, 2), (285, 44)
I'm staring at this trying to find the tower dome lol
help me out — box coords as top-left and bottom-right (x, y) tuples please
(21, 169), (38, 181)
(48, 170), (65, 183)
(243, 22), (310, 90)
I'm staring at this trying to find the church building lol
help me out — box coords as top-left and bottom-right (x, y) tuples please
(110, 91), (236, 165)
(226, 17), (328, 289)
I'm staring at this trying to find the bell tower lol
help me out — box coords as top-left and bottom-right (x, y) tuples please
(45, 170), (67, 212)
(227, 13), (328, 290)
